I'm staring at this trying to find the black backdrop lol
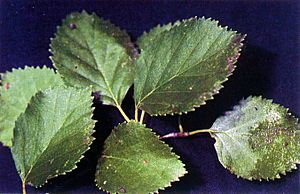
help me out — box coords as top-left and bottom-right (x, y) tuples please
(0, 0), (299, 193)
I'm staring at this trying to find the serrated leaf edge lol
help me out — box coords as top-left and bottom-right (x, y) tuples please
(0, 65), (59, 80)
(223, 161), (300, 182)
(49, 10), (137, 108)
(94, 121), (187, 194)
(137, 16), (246, 116)
(20, 86), (97, 187)
(211, 96), (300, 181)
(49, 10), (137, 61)
(0, 65), (63, 147)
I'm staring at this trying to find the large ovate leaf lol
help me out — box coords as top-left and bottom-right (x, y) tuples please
(211, 96), (300, 180)
(0, 66), (63, 146)
(95, 121), (187, 193)
(134, 17), (245, 116)
(50, 11), (135, 107)
(11, 87), (95, 186)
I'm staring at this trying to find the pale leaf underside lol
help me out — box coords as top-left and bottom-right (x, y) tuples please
(135, 17), (245, 115)
(211, 96), (300, 180)
(50, 11), (135, 107)
(11, 87), (95, 186)
(95, 121), (187, 194)
(0, 66), (63, 146)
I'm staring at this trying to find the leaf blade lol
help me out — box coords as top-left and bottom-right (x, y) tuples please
(0, 66), (64, 146)
(211, 96), (300, 180)
(50, 11), (135, 107)
(137, 21), (179, 48)
(11, 87), (95, 186)
(135, 17), (245, 115)
(95, 121), (187, 193)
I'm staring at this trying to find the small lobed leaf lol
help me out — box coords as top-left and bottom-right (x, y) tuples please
(134, 17), (245, 116)
(95, 121), (187, 194)
(50, 11), (135, 107)
(11, 87), (95, 186)
(0, 66), (63, 147)
(211, 96), (300, 180)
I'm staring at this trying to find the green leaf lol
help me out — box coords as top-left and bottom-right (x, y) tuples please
(11, 87), (95, 186)
(0, 66), (63, 147)
(137, 21), (180, 48)
(50, 11), (135, 107)
(134, 17), (245, 115)
(95, 121), (187, 193)
(211, 96), (300, 180)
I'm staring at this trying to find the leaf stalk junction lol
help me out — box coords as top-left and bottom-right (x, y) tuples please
(120, 111), (220, 140)
(160, 129), (218, 139)
(22, 180), (26, 194)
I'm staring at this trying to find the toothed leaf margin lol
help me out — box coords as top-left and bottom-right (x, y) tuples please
(0, 66), (63, 146)
(50, 11), (135, 107)
(134, 17), (245, 116)
(95, 121), (187, 193)
(211, 96), (300, 180)
(11, 86), (95, 186)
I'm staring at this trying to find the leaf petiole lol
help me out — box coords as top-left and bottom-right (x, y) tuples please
(116, 105), (130, 123)
(139, 110), (145, 124)
(189, 129), (216, 135)
(160, 129), (220, 139)
(178, 116), (184, 133)
(22, 180), (26, 194)
(134, 107), (139, 122)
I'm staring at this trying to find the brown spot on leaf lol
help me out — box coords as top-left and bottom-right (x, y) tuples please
(226, 34), (245, 73)
(119, 186), (126, 193)
(143, 160), (148, 165)
(170, 104), (180, 113)
(265, 137), (273, 144)
(69, 23), (77, 30)
(231, 34), (243, 45)
(227, 52), (240, 73)
(4, 83), (10, 90)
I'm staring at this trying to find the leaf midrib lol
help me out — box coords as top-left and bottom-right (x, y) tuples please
(23, 91), (88, 181)
(136, 27), (232, 107)
(213, 108), (273, 151)
(79, 15), (122, 107)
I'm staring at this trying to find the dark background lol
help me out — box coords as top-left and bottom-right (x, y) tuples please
(0, 0), (299, 193)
